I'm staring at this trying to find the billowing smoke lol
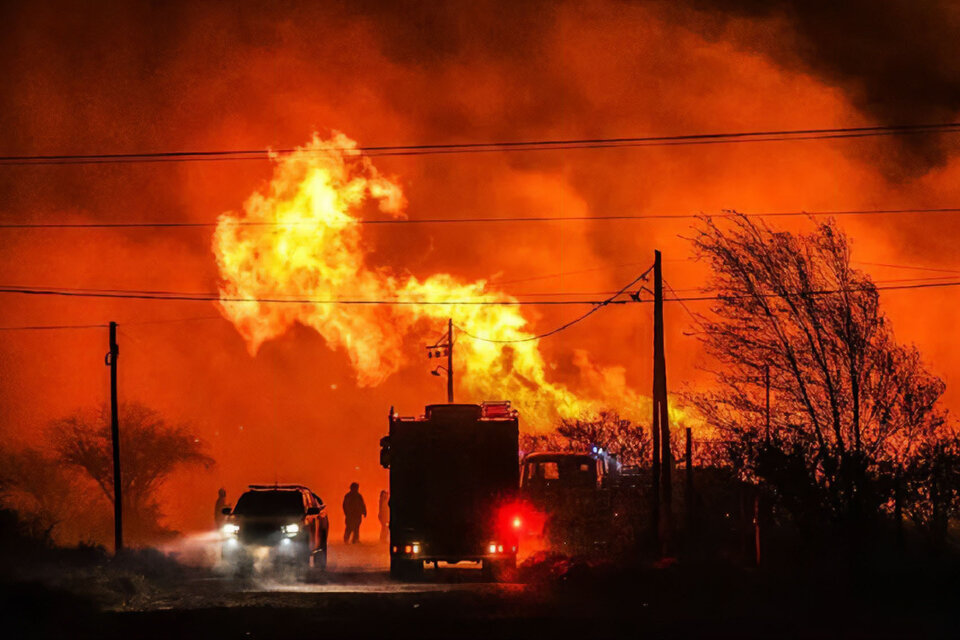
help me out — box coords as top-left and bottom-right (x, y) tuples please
(666, 0), (960, 169)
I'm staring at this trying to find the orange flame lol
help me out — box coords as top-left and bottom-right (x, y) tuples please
(213, 133), (666, 429)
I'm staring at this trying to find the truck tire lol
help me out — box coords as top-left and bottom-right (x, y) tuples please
(390, 557), (423, 580)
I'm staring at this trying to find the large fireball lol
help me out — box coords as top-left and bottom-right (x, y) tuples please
(213, 132), (663, 429)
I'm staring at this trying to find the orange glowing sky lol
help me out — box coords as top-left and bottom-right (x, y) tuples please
(1, 0), (959, 541)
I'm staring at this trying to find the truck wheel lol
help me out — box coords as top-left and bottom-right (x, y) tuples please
(390, 557), (423, 580)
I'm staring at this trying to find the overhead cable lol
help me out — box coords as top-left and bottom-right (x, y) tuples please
(4, 206), (960, 229)
(0, 322), (108, 331)
(0, 278), (957, 310)
(2, 122), (958, 166)
(456, 264), (656, 344)
(0, 207), (960, 229)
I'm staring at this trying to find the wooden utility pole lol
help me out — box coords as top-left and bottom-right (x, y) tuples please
(651, 392), (661, 543)
(760, 365), (770, 563)
(426, 320), (454, 403)
(764, 364), (771, 443)
(652, 250), (672, 554)
(447, 318), (454, 403)
(895, 470), (904, 556)
(106, 322), (122, 553)
(685, 427), (694, 534)
(754, 493), (762, 566)
(651, 311), (661, 547)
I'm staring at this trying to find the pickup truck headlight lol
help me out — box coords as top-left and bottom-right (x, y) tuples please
(282, 523), (300, 535)
(222, 523), (239, 537)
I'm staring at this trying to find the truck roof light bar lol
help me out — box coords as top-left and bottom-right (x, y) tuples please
(481, 400), (518, 419)
(247, 484), (311, 491)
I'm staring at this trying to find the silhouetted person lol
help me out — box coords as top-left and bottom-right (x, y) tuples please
(342, 482), (366, 544)
(378, 490), (390, 543)
(214, 488), (228, 529)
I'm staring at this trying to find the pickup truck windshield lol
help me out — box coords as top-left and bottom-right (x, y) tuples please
(233, 491), (304, 517)
(524, 457), (596, 487)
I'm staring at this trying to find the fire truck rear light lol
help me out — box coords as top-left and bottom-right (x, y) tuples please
(404, 545), (412, 553)
(497, 545), (503, 553)
(392, 546), (398, 553)
(411, 543), (421, 554)
(488, 544), (497, 554)
(512, 516), (522, 529)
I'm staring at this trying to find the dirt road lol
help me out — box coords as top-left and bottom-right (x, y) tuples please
(9, 540), (960, 639)
(139, 540), (522, 607)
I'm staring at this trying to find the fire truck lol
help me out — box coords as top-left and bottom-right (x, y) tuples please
(380, 402), (521, 579)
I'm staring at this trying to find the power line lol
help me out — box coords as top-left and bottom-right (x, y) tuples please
(456, 274), (960, 297)
(4, 206), (960, 230)
(119, 274), (960, 328)
(0, 271), (951, 308)
(0, 285), (618, 306)
(0, 322), (107, 331)
(3, 264), (958, 302)
(662, 273), (960, 294)
(2, 122), (958, 166)
(663, 280), (960, 303)
(479, 260), (960, 291)
(0, 280), (955, 340)
(0, 277), (957, 315)
(663, 279), (708, 333)
(5, 281), (643, 300)
(0, 316), (224, 332)
(123, 315), (223, 326)
(489, 261), (651, 286)
(854, 260), (960, 275)
(456, 264), (656, 344)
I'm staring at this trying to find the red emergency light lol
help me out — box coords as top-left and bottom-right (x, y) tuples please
(496, 500), (546, 538)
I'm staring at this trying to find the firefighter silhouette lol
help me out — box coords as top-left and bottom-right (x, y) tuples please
(342, 482), (367, 544)
(377, 490), (390, 542)
(214, 488), (228, 529)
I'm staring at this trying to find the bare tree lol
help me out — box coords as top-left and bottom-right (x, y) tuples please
(49, 403), (214, 541)
(533, 410), (650, 466)
(0, 446), (86, 541)
(686, 215), (948, 529)
(519, 431), (568, 457)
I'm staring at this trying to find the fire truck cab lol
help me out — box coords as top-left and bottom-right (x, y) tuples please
(520, 451), (613, 492)
(380, 401), (520, 580)
(519, 449), (640, 552)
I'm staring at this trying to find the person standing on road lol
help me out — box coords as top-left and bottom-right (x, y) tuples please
(214, 488), (228, 529)
(377, 490), (390, 542)
(342, 482), (367, 544)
